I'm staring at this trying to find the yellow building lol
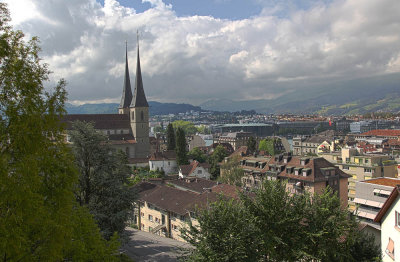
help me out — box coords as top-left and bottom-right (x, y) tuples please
(320, 148), (398, 211)
(134, 180), (239, 242)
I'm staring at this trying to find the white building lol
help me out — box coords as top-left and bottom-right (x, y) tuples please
(149, 150), (177, 174)
(179, 160), (211, 180)
(375, 185), (400, 261)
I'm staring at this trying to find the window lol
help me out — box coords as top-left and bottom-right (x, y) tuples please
(141, 111), (144, 120)
(155, 217), (160, 223)
(132, 111), (134, 120)
(364, 168), (372, 173)
(107, 130), (110, 135)
(386, 238), (394, 260)
(148, 215), (153, 221)
(396, 211), (400, 228)
(198, 170), (202, 174)
(342, 166), (349, 170)
(172, 224), (179, 231)
(141, 212), (144, 217)
(120, 130), (124, 134)
(365, 159), (369, 164)
(168, 161), (170, 166)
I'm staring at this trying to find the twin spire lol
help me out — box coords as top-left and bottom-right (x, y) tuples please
(119, 32), (148, 109)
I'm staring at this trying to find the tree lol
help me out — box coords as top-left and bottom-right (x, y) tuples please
(218, 156), (244, 186)
(0, 5), (121, 260)
(188, 147), (207, 163)
(247, 136), (256, 154)
(209, 145), (228, 179)
(172, 120), (197, 135)
(166, 123), (175, 150)
(181, 180), (381, 262)
(175, 127), (189, 165)
(69, 121), (136, 240)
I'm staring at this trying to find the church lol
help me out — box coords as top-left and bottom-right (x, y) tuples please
(63, 40), (150, 165)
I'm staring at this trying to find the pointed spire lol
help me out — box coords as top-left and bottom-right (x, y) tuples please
(119, 40), (133, 109)
(130, 31), (149, 108)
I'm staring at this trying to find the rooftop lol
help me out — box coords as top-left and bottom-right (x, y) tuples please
(363, 177), (400, 188)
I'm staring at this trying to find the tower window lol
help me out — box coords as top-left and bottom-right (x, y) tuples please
(132, 111), (134, 120)
(141, 111), (144, 120)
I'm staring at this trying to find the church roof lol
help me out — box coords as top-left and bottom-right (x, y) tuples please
(62, 114), (130, 130)
(130, 39), (149, 108)
(119, 42), (133, 109)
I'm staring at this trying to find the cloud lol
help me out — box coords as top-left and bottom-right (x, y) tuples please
(4, 0), (400, 105)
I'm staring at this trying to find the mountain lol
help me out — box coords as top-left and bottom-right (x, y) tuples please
(65, 101), (203, 116)
(200, 73), (400, 115)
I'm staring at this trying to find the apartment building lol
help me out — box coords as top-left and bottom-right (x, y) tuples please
(214, 132), (256, 151)
(134, 179), (240, 242)
(354, 178), (400, 230)
(292, 130), (339, 156)
(238, 153), (350, 207)
(320, 148), (398, 211)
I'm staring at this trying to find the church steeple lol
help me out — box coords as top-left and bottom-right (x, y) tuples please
(119, 41), (133, 112)
(130, 33), (149, 108)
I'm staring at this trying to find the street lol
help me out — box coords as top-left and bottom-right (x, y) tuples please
(122, 227), (193, 262)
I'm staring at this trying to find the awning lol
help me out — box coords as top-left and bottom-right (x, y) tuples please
(373, 188), (392, 196)
(356, 211), (376, 220)
(353, 198), (384, 208)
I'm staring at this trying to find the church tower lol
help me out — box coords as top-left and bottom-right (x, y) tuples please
(118, 41), (133, 115)
(130, 34), (150, 158)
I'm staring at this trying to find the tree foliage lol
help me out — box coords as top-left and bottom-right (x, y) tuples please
(0, 4), (122, 260)
(188, 147), (207, 163)
(209, 145), (228, 179)
(259, 138), (282, 156)
(172, 120), (197, 135)
(218, 156), (244, 186)
(166, 123), (175, 150)
(175, 127), (189, 165)
(181, 180), (381, 262)
(69, 121), (136, 240)
(247, 136), (256, 154)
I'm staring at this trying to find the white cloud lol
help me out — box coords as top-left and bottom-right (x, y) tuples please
(3, 0), (400, 105)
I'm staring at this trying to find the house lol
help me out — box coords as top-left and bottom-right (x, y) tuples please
(186, 135), (206, 151)
(62, 40), (150, 165)
(148, 150), (177, 174)
(374, 185), (400, 261)
(179, 160), (211, 180)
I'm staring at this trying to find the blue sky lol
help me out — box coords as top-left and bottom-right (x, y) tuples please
(4, 0), (400, 105)
(99, 0), (262, 19)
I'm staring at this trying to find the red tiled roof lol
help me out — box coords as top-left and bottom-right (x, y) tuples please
(179, 160), (208, 176)
(360, 129), (400, 137)
(212, 184), (242, 199)
(149, 150), (176, 161)
(363, 178), (400, 188)
(267, 156), (350, 182)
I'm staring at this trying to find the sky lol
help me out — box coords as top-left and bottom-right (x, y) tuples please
(3, 0), (400, 105)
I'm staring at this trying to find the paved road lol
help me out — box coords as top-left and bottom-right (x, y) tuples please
(122, 228), (193, 262)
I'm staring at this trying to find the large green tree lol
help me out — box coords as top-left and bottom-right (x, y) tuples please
(188, 147), (207, 163)
(218, 156), (244, 186)
(69, 121), (135, 240)
(209, 145), (228, 179)
(172, 120), (197, 135)
(166, 123), (175, 150)
(182, 180), (381, 262)
(247, 136), (256, 154)
(175, 127), (189, 165)
(0, 4), (121, 260)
